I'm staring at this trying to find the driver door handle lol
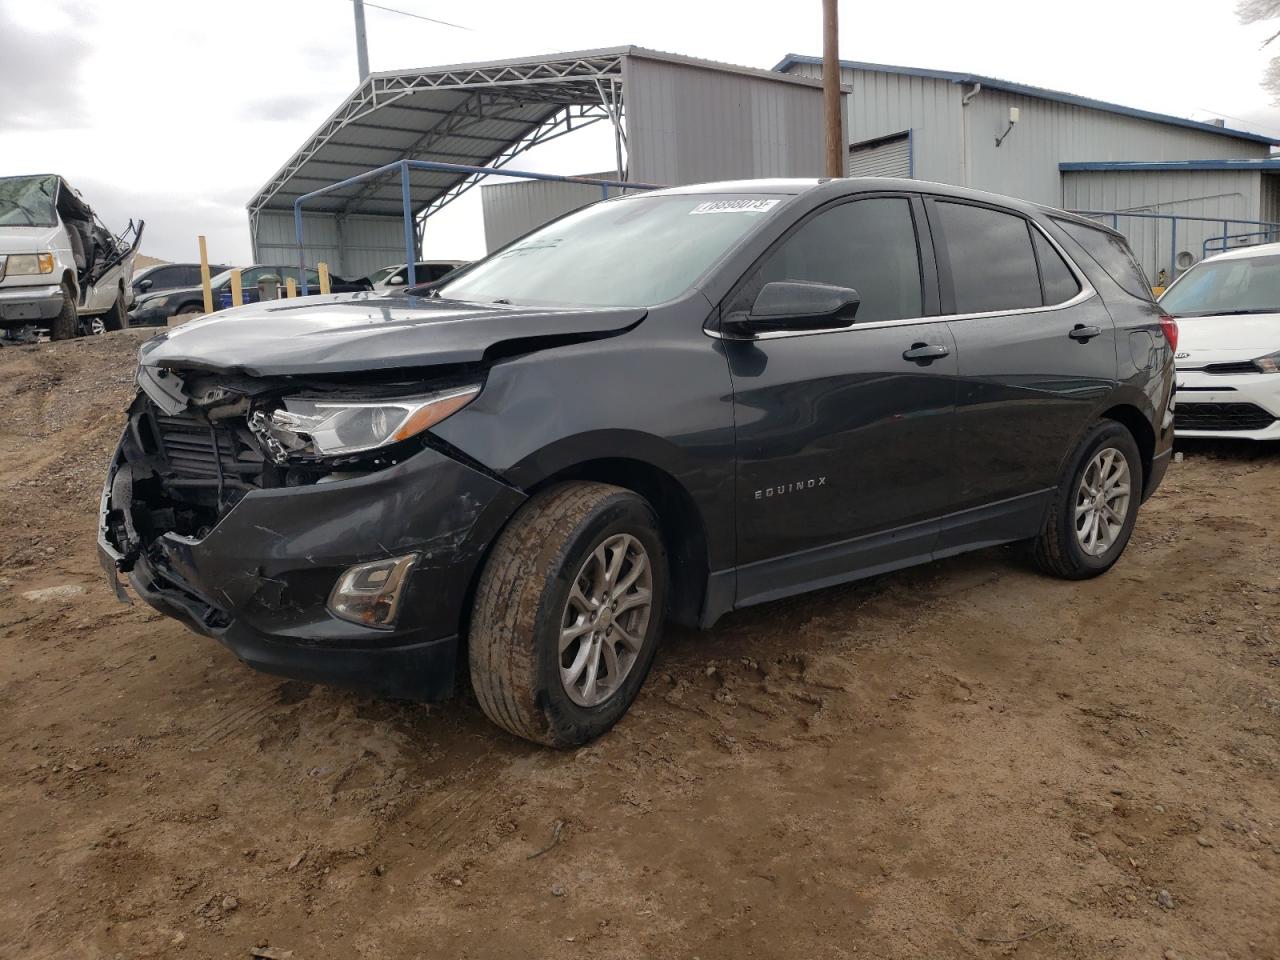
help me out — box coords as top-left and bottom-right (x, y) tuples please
(903, 342), (950, 364)
(1069, 324), (1102, 342)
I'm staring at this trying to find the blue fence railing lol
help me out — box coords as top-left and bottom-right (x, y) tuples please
(1069, 209), (1280, 281)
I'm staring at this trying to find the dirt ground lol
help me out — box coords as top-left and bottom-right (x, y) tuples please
(0, 331), (1277, 960)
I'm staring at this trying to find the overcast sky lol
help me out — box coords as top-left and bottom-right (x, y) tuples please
(4, 0), (1280, 270)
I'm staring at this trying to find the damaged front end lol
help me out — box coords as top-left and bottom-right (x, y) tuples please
(98, 360), (526, 702)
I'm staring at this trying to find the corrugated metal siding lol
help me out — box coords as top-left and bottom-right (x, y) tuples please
(481, 176), (613, 252)
(847, 134), (911, 177)
(1061, 169), (1262, 279)
(965, 88), (1270, 206)
(789, 64), (963, 184)
(252, 210), (405, 278)
(626, 56), (830, 185)
(785, 62), (1272, 210)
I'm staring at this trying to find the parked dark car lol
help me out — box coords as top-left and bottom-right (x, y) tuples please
(99, 178), (1175, 747)
(129, 263), (231, 326)
(132, 262), (229, 297)
(213, 265), (371, 310)
(129, 265), (372, 326)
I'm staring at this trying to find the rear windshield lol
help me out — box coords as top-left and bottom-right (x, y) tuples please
(1158, 253), (1280, 317)
(435, 194), (787, 308)
(1052, 217), (1153, 301)
(0, 175), (58, 228)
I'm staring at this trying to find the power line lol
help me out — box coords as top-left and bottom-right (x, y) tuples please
(349, 0), (471, 31)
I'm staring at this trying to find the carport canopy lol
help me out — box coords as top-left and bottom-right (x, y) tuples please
(246, 46), (834, 276)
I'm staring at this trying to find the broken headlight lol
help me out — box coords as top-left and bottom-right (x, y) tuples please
(250, 384), (480, 461)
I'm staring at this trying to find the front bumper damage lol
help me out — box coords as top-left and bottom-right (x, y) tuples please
(98, 395), (526, 701)
(0, 282), (63, 324)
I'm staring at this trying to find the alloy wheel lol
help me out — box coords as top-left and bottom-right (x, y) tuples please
(559, 533), (653, 707)
(1074, 447), (1131, 557)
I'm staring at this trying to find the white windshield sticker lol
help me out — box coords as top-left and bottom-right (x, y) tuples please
(689, 198), (780, 216)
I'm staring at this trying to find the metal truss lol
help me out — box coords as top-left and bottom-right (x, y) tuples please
(249, 52), (625, 217)
(415, 104), (613, 229)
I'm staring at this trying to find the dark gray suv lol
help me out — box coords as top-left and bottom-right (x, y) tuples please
(99, 178), (1176, 747)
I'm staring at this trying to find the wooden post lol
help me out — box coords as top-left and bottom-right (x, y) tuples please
(822, 0), (844, 178)
(230, 269), (243, 307)
(285, 277), (298, 299)
(198, 235), (213, 314)
(318, 262), (331, 295)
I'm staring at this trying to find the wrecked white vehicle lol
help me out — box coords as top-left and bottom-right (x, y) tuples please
(0, 174), (144, 342)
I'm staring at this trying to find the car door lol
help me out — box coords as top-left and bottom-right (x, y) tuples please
(926, 197), (1118, 551)
(721, 193), (959, 607)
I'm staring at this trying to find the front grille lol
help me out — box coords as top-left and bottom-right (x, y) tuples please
(150, 408), (265, 487)
(1175, 402), (1277, 432)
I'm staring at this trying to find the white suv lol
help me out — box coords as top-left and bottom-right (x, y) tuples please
(0, 174), (141, 342)
(1159, 243), (1280, 440)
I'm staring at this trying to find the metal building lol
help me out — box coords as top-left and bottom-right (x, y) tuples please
(248, 47), (839, 276)
(775, 55), (1280, 278)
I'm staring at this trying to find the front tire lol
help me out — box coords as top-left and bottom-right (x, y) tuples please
(1032, 420), (1143, 579)
(469, 482), (668, 748)
(49, 282), (78, 341)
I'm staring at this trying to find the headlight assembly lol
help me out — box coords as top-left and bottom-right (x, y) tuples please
(6, 253), (55, 275)
(1254, 349), (1280, 374)
(250, 384), (480, 461)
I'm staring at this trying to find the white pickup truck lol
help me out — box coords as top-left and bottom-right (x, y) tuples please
(0, 174), (143, 342)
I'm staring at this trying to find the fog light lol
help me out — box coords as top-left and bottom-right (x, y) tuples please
(327, 554), (417, 628)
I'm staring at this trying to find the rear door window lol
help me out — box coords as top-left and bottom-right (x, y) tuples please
(934, 201), (1042, 313)
(1051, 217), (1153, 301)
(1031, 229), (1081, 305)
(749, 196), (924, 324)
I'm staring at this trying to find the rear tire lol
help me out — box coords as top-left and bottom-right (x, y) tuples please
(1032, 420), (1143, 580)
(469, 482), (668, 748)
(49, 283), (78, 341)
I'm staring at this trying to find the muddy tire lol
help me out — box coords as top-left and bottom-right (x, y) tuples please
(49, 283), (78, 341)
(469, 482), (668, 748)
(102, 288), (128, 332)
(1032, 420), (1143, 580)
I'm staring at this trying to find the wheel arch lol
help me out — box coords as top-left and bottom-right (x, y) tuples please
(1099, 402), (1155, 495)
(527, 458), (710, 628)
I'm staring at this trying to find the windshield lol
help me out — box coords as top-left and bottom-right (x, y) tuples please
(434, 193), (787, 308)
(365, 265), (400, 285)
(0, 175), (59, 228)
(1160, 253), (1280, 317)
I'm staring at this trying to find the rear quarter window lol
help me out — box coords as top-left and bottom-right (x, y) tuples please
(1051, 217), (1153, 301)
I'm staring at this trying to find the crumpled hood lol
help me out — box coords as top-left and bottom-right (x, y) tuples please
(1174, 314), (1280, 366)
(138, 292), (646, 376)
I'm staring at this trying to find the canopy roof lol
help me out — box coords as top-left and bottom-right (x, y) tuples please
(247, 46), (825, 224)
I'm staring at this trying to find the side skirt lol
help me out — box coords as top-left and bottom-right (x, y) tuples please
(698, 488), (1053, 627)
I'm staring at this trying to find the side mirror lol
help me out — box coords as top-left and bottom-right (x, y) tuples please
(724, 281), (860, 337)
(138, 278), (153, 292)
(390, 274), (406, 285)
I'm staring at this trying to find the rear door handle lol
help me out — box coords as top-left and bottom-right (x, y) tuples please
(1069, 324), (1102, 342)
(903, 342), (950, 364)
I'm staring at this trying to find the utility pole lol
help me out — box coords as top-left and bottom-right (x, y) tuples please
(822, 0), (843, 178)
(353, 0), (370, 82)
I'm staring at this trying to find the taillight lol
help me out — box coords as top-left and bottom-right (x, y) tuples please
(1159, 314), (1178, 353)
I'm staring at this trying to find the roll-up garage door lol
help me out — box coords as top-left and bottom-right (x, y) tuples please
(847, 132), (911, 178)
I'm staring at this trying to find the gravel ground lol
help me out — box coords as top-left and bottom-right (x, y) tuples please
(0, 330), (1277, 960)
